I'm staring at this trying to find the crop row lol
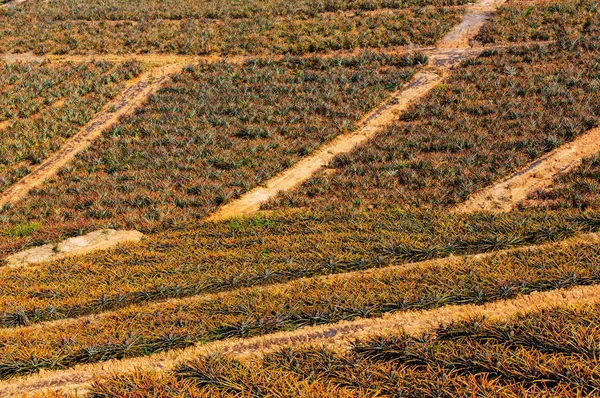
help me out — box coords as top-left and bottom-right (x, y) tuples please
(1, 236), (600, 379)
(520, 154), (600, 211)
(83, 302), (600, 397)
(18, 0), (472, 21)
(0, 52), (424, 256)
(0, 60), (142, 192)
(476, 0), (600, 44)
(265, 40), (600, 212)
(0, 209), (597, 328)
(0, 5), (464, 55)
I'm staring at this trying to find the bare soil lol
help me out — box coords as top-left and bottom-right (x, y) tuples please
(457, 126), (600, 213)
(4, 229), (143, 268)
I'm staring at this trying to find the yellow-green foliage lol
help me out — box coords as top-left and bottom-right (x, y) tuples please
(1, 233), (600, 380)
(0, 209), (596, 327)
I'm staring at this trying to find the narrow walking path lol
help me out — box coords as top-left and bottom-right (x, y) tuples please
(457, 126), (600, 213)
(207, 71), (444, 221)
(0, 63), (186, 210)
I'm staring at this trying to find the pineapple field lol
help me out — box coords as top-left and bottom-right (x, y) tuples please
(0, 0), (599, 396)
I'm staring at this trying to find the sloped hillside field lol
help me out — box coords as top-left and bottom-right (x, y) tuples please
(1, 0), (600, 395)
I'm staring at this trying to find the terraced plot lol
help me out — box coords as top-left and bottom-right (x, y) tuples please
(0, 228), (599, 381)
(0, 209), (595, 327)
(265, 40), (600, 212)
(83, 302), (600, 397)
(0, 0), (467, 55)
(0, 60), (142, 192)
(0, 52), (424, 257)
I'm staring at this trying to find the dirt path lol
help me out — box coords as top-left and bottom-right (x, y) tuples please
(4, 229), (143, 268)
(1, 232), (598, 396)
(0, 63), (185, 211)
(207, 0), (507, 221)
(457, 126), (600, 213)
(5, 284), (600, 396)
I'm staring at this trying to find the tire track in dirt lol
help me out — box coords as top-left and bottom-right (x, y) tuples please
(0, 63), (185, 211)
(207, 0), (507, 221)
(1, 232), (598, 396)
(457, 126), (600, 213)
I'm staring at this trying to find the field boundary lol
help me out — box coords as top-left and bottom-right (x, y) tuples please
(457, 126), (600, 213)
(0, 63), (186, 210)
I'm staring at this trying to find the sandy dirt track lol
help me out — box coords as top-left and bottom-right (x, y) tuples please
(457, 126), (600, 213)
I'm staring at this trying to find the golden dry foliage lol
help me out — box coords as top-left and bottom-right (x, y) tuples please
(1, 232), (600, 380)
(0, 209), (596, 327)
(84, 303), (600, 397)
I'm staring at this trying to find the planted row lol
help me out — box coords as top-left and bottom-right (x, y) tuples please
(0, 209), (596, 328)
(1, 236), (600, 379)
(476, 0), (600, 44)
(0, 3), (464, 55)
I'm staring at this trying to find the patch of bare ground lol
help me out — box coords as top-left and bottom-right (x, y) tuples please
(0, 0), (28, 9)
(0, 62), (186, 211)
(3, 229), (143, 268)
(457, 126), (600, 213)
(1, 232), (598, 396)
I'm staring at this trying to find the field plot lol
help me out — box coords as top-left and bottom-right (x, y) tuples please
(84, 302), (600, 397)
(265, 41), (600, 211)
(0, 60), (142, 192)
(521, 153), (600, 211)
(0, 53), (423, 257)
(476, 0), (600, 44)
(0, 232), (599, 380)
(0, 209), (595, 327)
(0, 0), (467, 55)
